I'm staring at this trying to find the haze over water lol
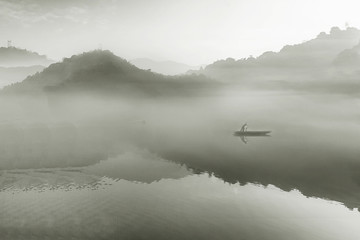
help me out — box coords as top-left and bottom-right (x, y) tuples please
(1, 87), (360, 239)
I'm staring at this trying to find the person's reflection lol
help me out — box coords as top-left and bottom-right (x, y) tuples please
(240, 135), (248, 144)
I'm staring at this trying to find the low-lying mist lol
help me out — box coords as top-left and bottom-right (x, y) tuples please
(1, 87), (360, 209)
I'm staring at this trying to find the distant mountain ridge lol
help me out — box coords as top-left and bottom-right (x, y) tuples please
(3, 26), (360, 96)
(196, 27), (360, 83)
(0, 47), (53, 67)
(0, 47), (52, 88)
(333, 41), (360, 68)
(2, 50), (215, 97)
(130, 58), (202, 75)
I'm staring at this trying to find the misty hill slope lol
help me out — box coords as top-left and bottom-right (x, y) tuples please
(333, 41), (360, 69)
(2, 50), (215, 97)
(0, 65), (45, 88)
(198, 27), (360, 82)
(130, 58), (201, 75)
(0, 47), (53, 67)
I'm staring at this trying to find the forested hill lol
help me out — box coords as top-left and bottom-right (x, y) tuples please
(2, 50), (216, 97)
(194, 27), (360, 82)
(0, 47), (53, 67)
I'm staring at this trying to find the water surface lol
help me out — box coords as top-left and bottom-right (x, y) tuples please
(1, 90), (360, 239)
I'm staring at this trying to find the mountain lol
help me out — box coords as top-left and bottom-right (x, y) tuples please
(130, 58), (202, 75)
(333, 41), (360, 69)
(197, 27), (360, 83)
(0, 65), (45, 89)
(2, 50), (215, 97)
(0, 47), (53, 87)
(0, 47), (53, 67)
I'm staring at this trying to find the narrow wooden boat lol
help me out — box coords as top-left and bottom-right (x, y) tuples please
(234, 131), (271, 136)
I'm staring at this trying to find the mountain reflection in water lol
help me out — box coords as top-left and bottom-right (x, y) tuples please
(1, 91), (360, 239)
(1, 174), (360, 240)
(0, 149), (192, 193)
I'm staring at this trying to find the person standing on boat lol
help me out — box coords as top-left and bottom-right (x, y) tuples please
(240, 123), (248, 132)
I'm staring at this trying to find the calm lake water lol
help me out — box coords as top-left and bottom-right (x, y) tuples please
(1, 90), (360, 239)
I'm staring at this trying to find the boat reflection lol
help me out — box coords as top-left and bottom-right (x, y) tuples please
(233, 131), (271, 144)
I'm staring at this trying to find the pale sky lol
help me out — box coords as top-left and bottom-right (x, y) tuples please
(1, 0), (360, 65)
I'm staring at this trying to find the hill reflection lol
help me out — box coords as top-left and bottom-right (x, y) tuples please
(0, 144), (192, 193)
(0, 91), (359, 210)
